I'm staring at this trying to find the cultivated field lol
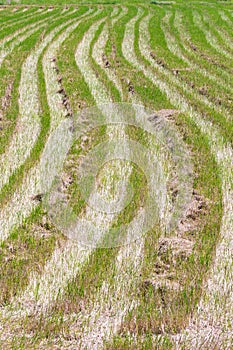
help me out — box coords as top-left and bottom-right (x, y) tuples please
(0, 1), (233, 349)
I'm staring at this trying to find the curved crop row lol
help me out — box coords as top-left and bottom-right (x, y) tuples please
(126, 7), (232, 349)
(0, 4), (232, 349)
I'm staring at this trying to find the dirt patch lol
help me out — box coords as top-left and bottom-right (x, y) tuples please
(141, 190), (208, 298)
(158, 237), (194, 262)
(177, 189), (209, 235)
(141, 236), (194, 305)
(148, 237), (194, 284)
(128, 82), (135, 94)
(144, 275), (181, 294)
(190, 43), (198, 51)
(31, 193), (44, 202)
(31, 219), (55, 240)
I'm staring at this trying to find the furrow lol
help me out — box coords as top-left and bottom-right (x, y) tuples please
(92, 7), (128, 99)
(75, 18), (111, 104)
(202, 11), (233, 54)
(64, 122), (193, 350)
(0, 10), (105, 324)
(74, 12), (133, 236)
(158, 12), (233, 122)
(137, 11), (233, 146)
(0, 12), (58, 68)
(40, 7), (133, 307)
(123, 8), (233, 346)
(0, 8), (133, 323)
(0, 15), (45, 46)
(42, 7), (95, 131)
(193, 10), (233, 60)
(160, 12), (233, 118)
(1, 7), (57, 30)
(0, 10), (81, 192)
(0, 7), (49, 37)
(173, 11), (233, 92)
(49, 10), (194, 349)
(1, 4), (232, 348)
(0, 7), (39, 27)
(64, 238), (145, 350)
(1, 8), (77, 36)
(219, 9), (233, 27)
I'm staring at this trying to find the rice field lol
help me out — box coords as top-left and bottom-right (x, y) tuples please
(0, 1), (233, 349)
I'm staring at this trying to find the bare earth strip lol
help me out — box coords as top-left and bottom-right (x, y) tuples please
(38, 10), (192, 349)
(92, 6), (128, 100)
(54, 238), (145, 350)
(0, 12), (108, 334)
(22, 7), (134, 314)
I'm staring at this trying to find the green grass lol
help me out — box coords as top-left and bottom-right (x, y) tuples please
(0, 7), (89, 204)
(100, 4), (223, 341)
(0, 2), (232, 349)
